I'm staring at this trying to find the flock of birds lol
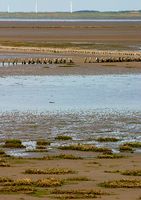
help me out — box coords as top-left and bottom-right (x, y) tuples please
(0, 55), (141, 66)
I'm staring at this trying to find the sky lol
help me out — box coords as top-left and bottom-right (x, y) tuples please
(0, 0), (141, 12)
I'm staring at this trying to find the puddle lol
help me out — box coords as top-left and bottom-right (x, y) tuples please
(22, 141), (36, 150)
(6, 150), (29, 157)
(0, 75), (141, 113)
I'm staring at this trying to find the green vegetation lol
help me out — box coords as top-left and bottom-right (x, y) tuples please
(50, 189), (108, 199)
(35, 139), (50, 151)
(0, 160), (10, 167)
(100, 179), (141, 188)
(122, 170), (141, 176)
(35, 178), (63, 187)
(0, 150), (7, 157)
(0, 40), (132, 52)
(3, 139), (25, 149)
(25, 168), (76, 175)
(119, 144), (133, 152)
(1, 177), (63, 187)
(123, 142), (141, 148)
(36, 145), (46, 150)
(44, 154), (82, 160)
(6, 178), (33, 186)
(59, 144), (112, 153)
(104, 169), (141, 177)
(0, 177), (63, 194)
(0, 177), (13, 183)
(55, 135), (72, 140)
(0, 11), (141, 19)
(97, 154), (125, 159)
(36, 139), (51, 146)
(0, 186), (36, 194)
(96, 137), (119, 142)
(119, 142), (141, 152)
(104, 170), (120, 174)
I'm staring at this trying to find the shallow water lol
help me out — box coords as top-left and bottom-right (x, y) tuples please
(0, 75), (141, 113)
(0, 111), (141, 157)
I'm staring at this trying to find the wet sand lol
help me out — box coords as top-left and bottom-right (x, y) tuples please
(0, 21), (141, 76)
(0, 61), (141, 76)
(0, 110), (141, 200)
(0, 21), (141, 45)
(0, 152), (141, 200)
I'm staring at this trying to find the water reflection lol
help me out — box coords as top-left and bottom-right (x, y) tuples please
(0, 75), (141, 112)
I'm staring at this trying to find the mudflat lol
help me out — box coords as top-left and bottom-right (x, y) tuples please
(0, 20), (141, 200)
(0, 21), (141, 45)
(0, 21), (141, 76)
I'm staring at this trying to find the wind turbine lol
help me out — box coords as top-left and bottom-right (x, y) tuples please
(35, 0), (38, 13)
(70, 1), (73, 13)
(7, 3), (10, 13)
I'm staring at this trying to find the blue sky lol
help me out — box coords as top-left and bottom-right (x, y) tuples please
(0, 0), (141, 12)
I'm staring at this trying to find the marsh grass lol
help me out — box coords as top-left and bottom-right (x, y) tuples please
(0, 177), (63, 188)
(0, 176), (65, 196)
(3, 139), (25, 149)
(97, 154), (125, 159)
(96, 137), (119, 142)
(0, 162), (10, 167)
(119, 145), (133, 152)
(104, 170), (120, 174)
(0, 186), (36, 194)
(0, 177), (13, 183)
(121, 170), (141, 176)
(36, 178), (63, 187)
(119, 142), (141, 152)
(36, 145), (47, 150)
(32, 189), (49, 198)
(123, 142), (141, 148)
(0, 150), (6, 156)
(0, 38), (131, 51)
(99, 179), (141, 188)
(0, 158), (10, 167)
(55, 135), (72, 140)
(104, 169), (141, 177)
(44, 154), (82, 160)
(36, 139), (50, 151)
(50, 189), (108, 199)
(5, 178), (33, 186)
(29, 154), (82, 160)
(13, 154), (81, 161)
(51, 194), (98, 199)
(59, 144), (112, 153)
(25, 168), (76, 175)
(36, 139), (51, 146)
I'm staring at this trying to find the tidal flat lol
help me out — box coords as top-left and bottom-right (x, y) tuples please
(0, 20), (141, 200)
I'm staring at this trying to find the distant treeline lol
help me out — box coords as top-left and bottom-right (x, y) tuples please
(0, 11), (141, 19)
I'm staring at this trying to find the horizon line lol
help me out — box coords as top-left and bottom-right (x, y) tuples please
(0, 9), (141, 13)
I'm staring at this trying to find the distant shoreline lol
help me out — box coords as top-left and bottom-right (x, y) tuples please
(0, 19), (141, 22)
(0, 11), (141, 20)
